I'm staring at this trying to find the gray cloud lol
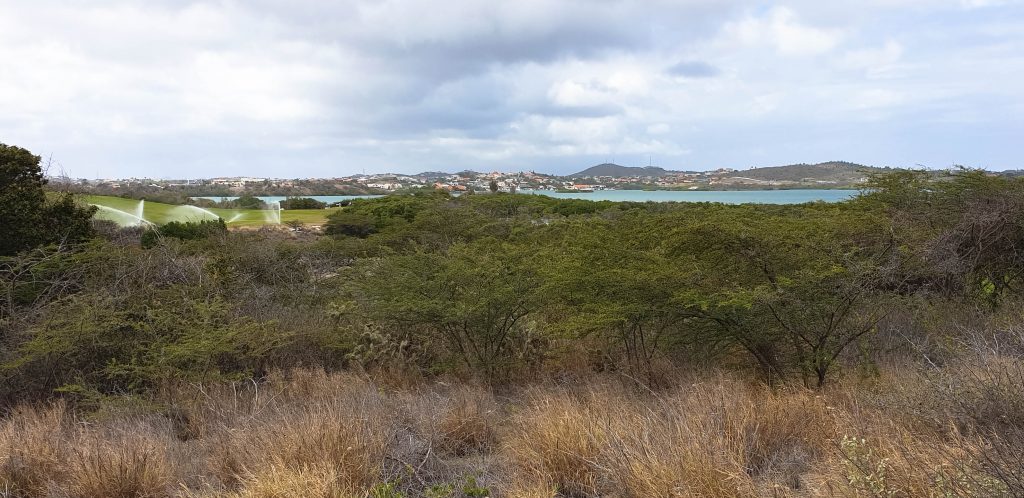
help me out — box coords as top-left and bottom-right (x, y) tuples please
(666, 61), (721, 78)
(0, 0), (1021, 177)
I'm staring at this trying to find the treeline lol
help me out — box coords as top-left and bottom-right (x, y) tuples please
(3, 162), (1024, 403)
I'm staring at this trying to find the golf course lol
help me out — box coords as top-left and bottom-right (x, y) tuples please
(85, 195), (339, 227)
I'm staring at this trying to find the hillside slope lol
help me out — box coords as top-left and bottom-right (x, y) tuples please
(570, 163), (671, 177)
(734, 161), (880, 183)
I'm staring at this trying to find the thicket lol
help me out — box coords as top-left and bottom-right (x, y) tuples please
(140, 218), (228, 248)
(2, 168), (1024, 495)
(2, 171), (1023, 397)
(279, 196), (327, 209)
(0, 143), (96, 256)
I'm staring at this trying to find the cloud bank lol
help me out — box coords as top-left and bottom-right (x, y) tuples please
(1, 0), (1022, 177)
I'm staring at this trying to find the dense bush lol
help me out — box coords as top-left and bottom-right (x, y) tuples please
(0, 143), (96, 256)
(2, 169), (1024, 400)
(140, 218), (227, 248)
(280, 196), (327, 209)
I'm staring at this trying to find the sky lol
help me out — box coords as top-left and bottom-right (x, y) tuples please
(1, 0), (1022, 178)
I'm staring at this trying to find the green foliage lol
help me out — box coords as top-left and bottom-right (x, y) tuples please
(369, 479), (405, 498)
(425, 483), (455, 498)
(141, 218), (227, 248)
(841, 436), (897, 497)
(279, 196), (327, 209)
(462, 476), (490, 497)
(233, 194), (267, 210)
(0, 143), (46, 256)
(0, 143), (96, 256)
(3, 287), (286, 398)
(324, 211), (379, 238)
(5, 168), (1024, 404)
(351, 239), (542, 379)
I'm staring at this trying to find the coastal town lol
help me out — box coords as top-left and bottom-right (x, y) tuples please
(63, 161), (881, 196)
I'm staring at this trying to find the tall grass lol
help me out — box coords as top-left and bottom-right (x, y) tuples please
(0, 363), (1020, 497)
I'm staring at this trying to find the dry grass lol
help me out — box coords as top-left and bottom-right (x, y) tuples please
(503, 377), (835, 497)
(0, 402), (178, 498)
(432, 386), (499, 457)
(0, 402), (70, 496)
(0, 365), (1020, 497)
(68, 432), (174, 498)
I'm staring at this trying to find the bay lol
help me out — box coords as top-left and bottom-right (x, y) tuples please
(199, 189), (857, 205)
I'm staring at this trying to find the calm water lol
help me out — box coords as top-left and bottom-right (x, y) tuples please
(517, 189), (857, 204)
(200, 189), (857, 205)
(198, 195), (384, 204)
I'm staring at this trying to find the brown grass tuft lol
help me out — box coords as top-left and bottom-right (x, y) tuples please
(503, 377), (836, 497)
(0, 401), (71, 496)
(433, 386), (499, 456)
(68, 433), (174, 498)
(205, 372), (396, 492)
(0, 366), (1019, 496)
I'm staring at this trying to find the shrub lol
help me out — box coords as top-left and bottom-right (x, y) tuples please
(141, 218), (226, 248)
(324, 211), (378, 238)
(2, 288), (289, 400)
(280, 197), (327, 210)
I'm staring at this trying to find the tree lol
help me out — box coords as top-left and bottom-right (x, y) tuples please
(233, 194), (266, 210)
(489, 179), (499, 193)
(351, 240), (540, 380)
(0, 144), (48, 256)
(141, 219), (227, 248)
(537, 218), (688, 386)
(667, 203), (899, 387)
(0, 143), (96, 256)
(324, 211), (378, 238)
(280, 197), (327, 210)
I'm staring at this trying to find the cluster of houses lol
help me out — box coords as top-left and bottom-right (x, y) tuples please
(69, 166), (820, 194)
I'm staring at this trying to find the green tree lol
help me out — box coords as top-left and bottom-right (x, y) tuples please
(668, 204), (897, 387)
(537, 217), (688, 386)
(140, 219), (227, 248)
(350, 240), (540, 380)
(0, 144), (48, 256)
(324, 211), (378, 238)
(489, 179), (499, 193)
(233, 194), (266, 210)
(280, 197), (327, 209)
(0, 143), (96, 256)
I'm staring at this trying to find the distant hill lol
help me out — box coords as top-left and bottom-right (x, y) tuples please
(570, 163), (672, 177)
(414, 171), (454, 179)
(732, 161), (882, 183)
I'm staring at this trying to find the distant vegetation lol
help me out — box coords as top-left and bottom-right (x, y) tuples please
(570, 163), (674, 177)
(279, 196), (327, 209)
(2, 141), (1024, 496)
(732, 161), (883, 182)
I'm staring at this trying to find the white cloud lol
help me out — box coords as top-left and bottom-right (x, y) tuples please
(722, 7), (845, 56)
(839, 40), (905, 77)
(0, 0), (1021, 175)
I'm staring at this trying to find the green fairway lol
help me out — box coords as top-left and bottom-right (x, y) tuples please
(84, 195), (338, 227)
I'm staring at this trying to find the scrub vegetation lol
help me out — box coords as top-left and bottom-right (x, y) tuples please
(2, 143), (1024, 496)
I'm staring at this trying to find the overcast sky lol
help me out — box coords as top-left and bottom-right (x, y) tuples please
(2, 0), (1022, 178)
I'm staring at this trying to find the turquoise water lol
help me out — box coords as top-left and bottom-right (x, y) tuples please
(198, 195), (384, 204)
(517, 189), (857, 203)
(200, 189), (857, 205)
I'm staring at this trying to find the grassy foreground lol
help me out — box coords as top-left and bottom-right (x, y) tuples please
(84, 195), (338, 227)
(1, 364), (1019, 497)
